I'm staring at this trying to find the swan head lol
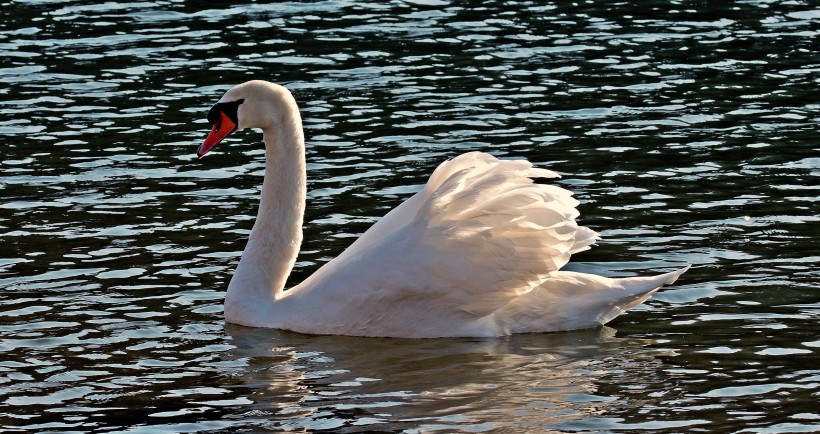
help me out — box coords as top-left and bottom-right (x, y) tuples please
(197, 80), (296, 158)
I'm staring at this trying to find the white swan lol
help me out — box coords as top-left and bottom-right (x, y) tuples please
(197, 80), (688, 338)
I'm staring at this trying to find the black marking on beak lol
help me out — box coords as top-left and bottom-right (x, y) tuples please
(207, 98), (245, 130)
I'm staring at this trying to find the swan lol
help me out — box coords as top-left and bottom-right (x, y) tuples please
(196, 80), (688, 338)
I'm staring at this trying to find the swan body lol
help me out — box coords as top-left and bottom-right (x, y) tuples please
(197, 80), (688, 338)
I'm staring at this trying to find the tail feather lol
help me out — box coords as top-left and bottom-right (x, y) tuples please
(496, 265), (691, 333)
(600, 265), (691, 323)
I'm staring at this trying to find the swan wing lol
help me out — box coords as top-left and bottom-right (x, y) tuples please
(342, 152), (544, 249)
(411, 152), (589, 315)
(289, 152), (600, 337)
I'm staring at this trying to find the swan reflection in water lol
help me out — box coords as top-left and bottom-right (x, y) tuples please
(222, 325), (674, 431)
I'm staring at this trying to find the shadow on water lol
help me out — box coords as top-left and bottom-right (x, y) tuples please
(221, 325), (676, 432)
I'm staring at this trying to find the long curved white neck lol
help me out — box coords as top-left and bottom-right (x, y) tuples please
(225, 102), (306, 320)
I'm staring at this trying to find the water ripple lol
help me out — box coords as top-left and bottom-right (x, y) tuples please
(1, 0), (818, 431)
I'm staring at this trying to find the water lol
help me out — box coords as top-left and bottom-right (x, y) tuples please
(1, 0), (818, 431)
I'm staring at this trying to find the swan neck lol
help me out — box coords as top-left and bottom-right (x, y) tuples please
(226, 103), (306, 317)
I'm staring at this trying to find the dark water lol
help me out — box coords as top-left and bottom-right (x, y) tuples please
(1, 1), (818, 432)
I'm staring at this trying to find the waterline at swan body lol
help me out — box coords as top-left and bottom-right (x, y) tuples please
(197, 80), (689, 338)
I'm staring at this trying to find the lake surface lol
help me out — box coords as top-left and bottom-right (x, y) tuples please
(1, 1), (818, 432)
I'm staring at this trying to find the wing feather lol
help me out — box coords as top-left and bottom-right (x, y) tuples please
(291, 152), (601, 335)
(407, 153), (592, 315)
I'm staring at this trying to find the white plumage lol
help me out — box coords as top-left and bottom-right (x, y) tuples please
(197, 80), (688, 338)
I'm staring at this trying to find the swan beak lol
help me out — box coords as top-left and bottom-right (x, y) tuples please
(197, 112), (237, 158)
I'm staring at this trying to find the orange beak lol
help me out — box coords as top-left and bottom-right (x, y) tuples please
(197, 111), (237, 158)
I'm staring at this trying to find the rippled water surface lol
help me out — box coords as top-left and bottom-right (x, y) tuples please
(1, 1), (818, 432)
